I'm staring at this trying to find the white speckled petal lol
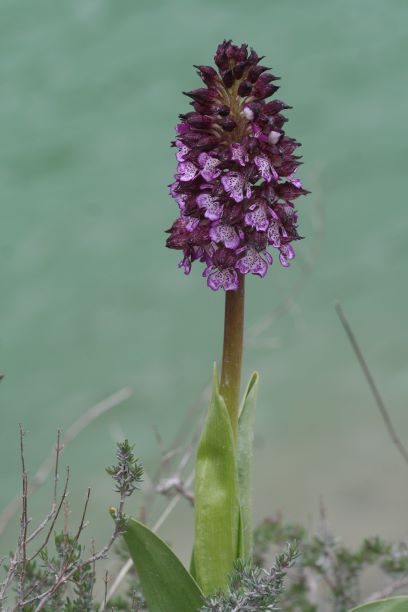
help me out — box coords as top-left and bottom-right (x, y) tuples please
(178, 161), (198, 182)
(221, 172), (244, 202)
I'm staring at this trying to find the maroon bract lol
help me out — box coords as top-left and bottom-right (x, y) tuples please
(166, 40), (309, 291)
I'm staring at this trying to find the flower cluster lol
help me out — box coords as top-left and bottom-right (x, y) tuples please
(166, 40), (308, 291)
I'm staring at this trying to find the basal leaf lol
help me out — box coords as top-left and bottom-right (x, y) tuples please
(237, 371), (259, 558)
(122, 516), (203, 612)
(349, 597), (408, 612)
(194, 364), (239, 595)
(190, 545), (196, 579)
(237, 505), (245, 559)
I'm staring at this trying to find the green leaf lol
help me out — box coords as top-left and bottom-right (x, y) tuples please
(237, 371), (259, 558)
(349, 598), (408, 612)
(122, 516), (203, 612)
(237, 505), (245, 559)
(189, 545), (196, 579)
(194, 364), (239, 595)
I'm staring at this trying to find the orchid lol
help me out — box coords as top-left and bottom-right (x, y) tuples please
(123, 41), (310, 609)
(166, 39), (308, 291)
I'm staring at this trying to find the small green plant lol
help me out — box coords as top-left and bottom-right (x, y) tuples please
(200, 544), (298, 612)
(251, 516), (408, 612)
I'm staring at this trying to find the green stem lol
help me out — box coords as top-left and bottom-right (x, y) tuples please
(220, 274), (245, 443)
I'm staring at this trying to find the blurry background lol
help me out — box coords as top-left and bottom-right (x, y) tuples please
(1, 0), (408, 568)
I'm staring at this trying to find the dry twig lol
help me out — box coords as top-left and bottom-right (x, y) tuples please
(0, 431), (139, 611)
(364, 574), (408, 602)
(335, 303), (408, 466)
(0, 387), (133, 536)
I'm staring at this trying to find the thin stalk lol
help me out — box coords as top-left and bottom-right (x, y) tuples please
(220, 274), (245, 442)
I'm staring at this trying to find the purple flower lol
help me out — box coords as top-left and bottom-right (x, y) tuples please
(244, 203), (269, 232)
(279, 243), (295, 267)
(198, 152), (221, 181)
(166, 40), (309, 290)
(185, 216), (200, 232)
(196, 193), (223, 220)
(221, 172), (251, 203)
(254, 155), (278, 183)
(267, 220), (282, 247)
(209, 223), (241, 249)
(175, 140), (190, 162)
(205, 267), (239, 291)
(230, 143), (248, 167)
(236, 247), (272, 278)
(177, 161), (198, 182)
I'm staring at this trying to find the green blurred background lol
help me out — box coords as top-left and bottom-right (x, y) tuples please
(1, 0), (408, 565)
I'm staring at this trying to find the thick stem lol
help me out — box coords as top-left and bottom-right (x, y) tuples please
(220, 274), (245, 442)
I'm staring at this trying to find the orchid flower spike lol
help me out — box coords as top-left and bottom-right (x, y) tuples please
(166, 40), (309, 291)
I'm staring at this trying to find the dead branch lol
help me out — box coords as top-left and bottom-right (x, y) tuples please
(0, 429), (30, 606)
(3, 435), (139, 611)
(156, 475), (194, 506)
(26, 431), (63, 546)
(73, 488), (91, 542)
(103, 569), (109, 608)
(30, 481), (128, 612)
(28, 467), (70, 562)
(364, 574), (408, 602)
(0, 387), (133, 536)
(17, 427), (29, 605)
(335, 302), (408, 466)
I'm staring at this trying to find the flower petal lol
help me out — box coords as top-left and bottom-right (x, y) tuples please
(267, 221), (281, 247)
(196, 193), (223, 220)
(254, 155), (278, 183)
(176, 193), (187, 211)
(268, 130), (281, 145)
(176, 140), (190, 162)
(207, 268), (238, 291)
(244, 206), (269, 231)
(185, 217), (200, 232)
(198, 153), (221, 181)
(279, 244), (295, 267)
(178, 161), (198, 182)
(230, 143), (248, 167)
(289, 176), (303, 188)
(175, 123), (189, 134)
(209, 224), (240, 249)
(236, 248), (269, 277)
(221, 172), (244, 203)
(178, 254), (191, 274)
